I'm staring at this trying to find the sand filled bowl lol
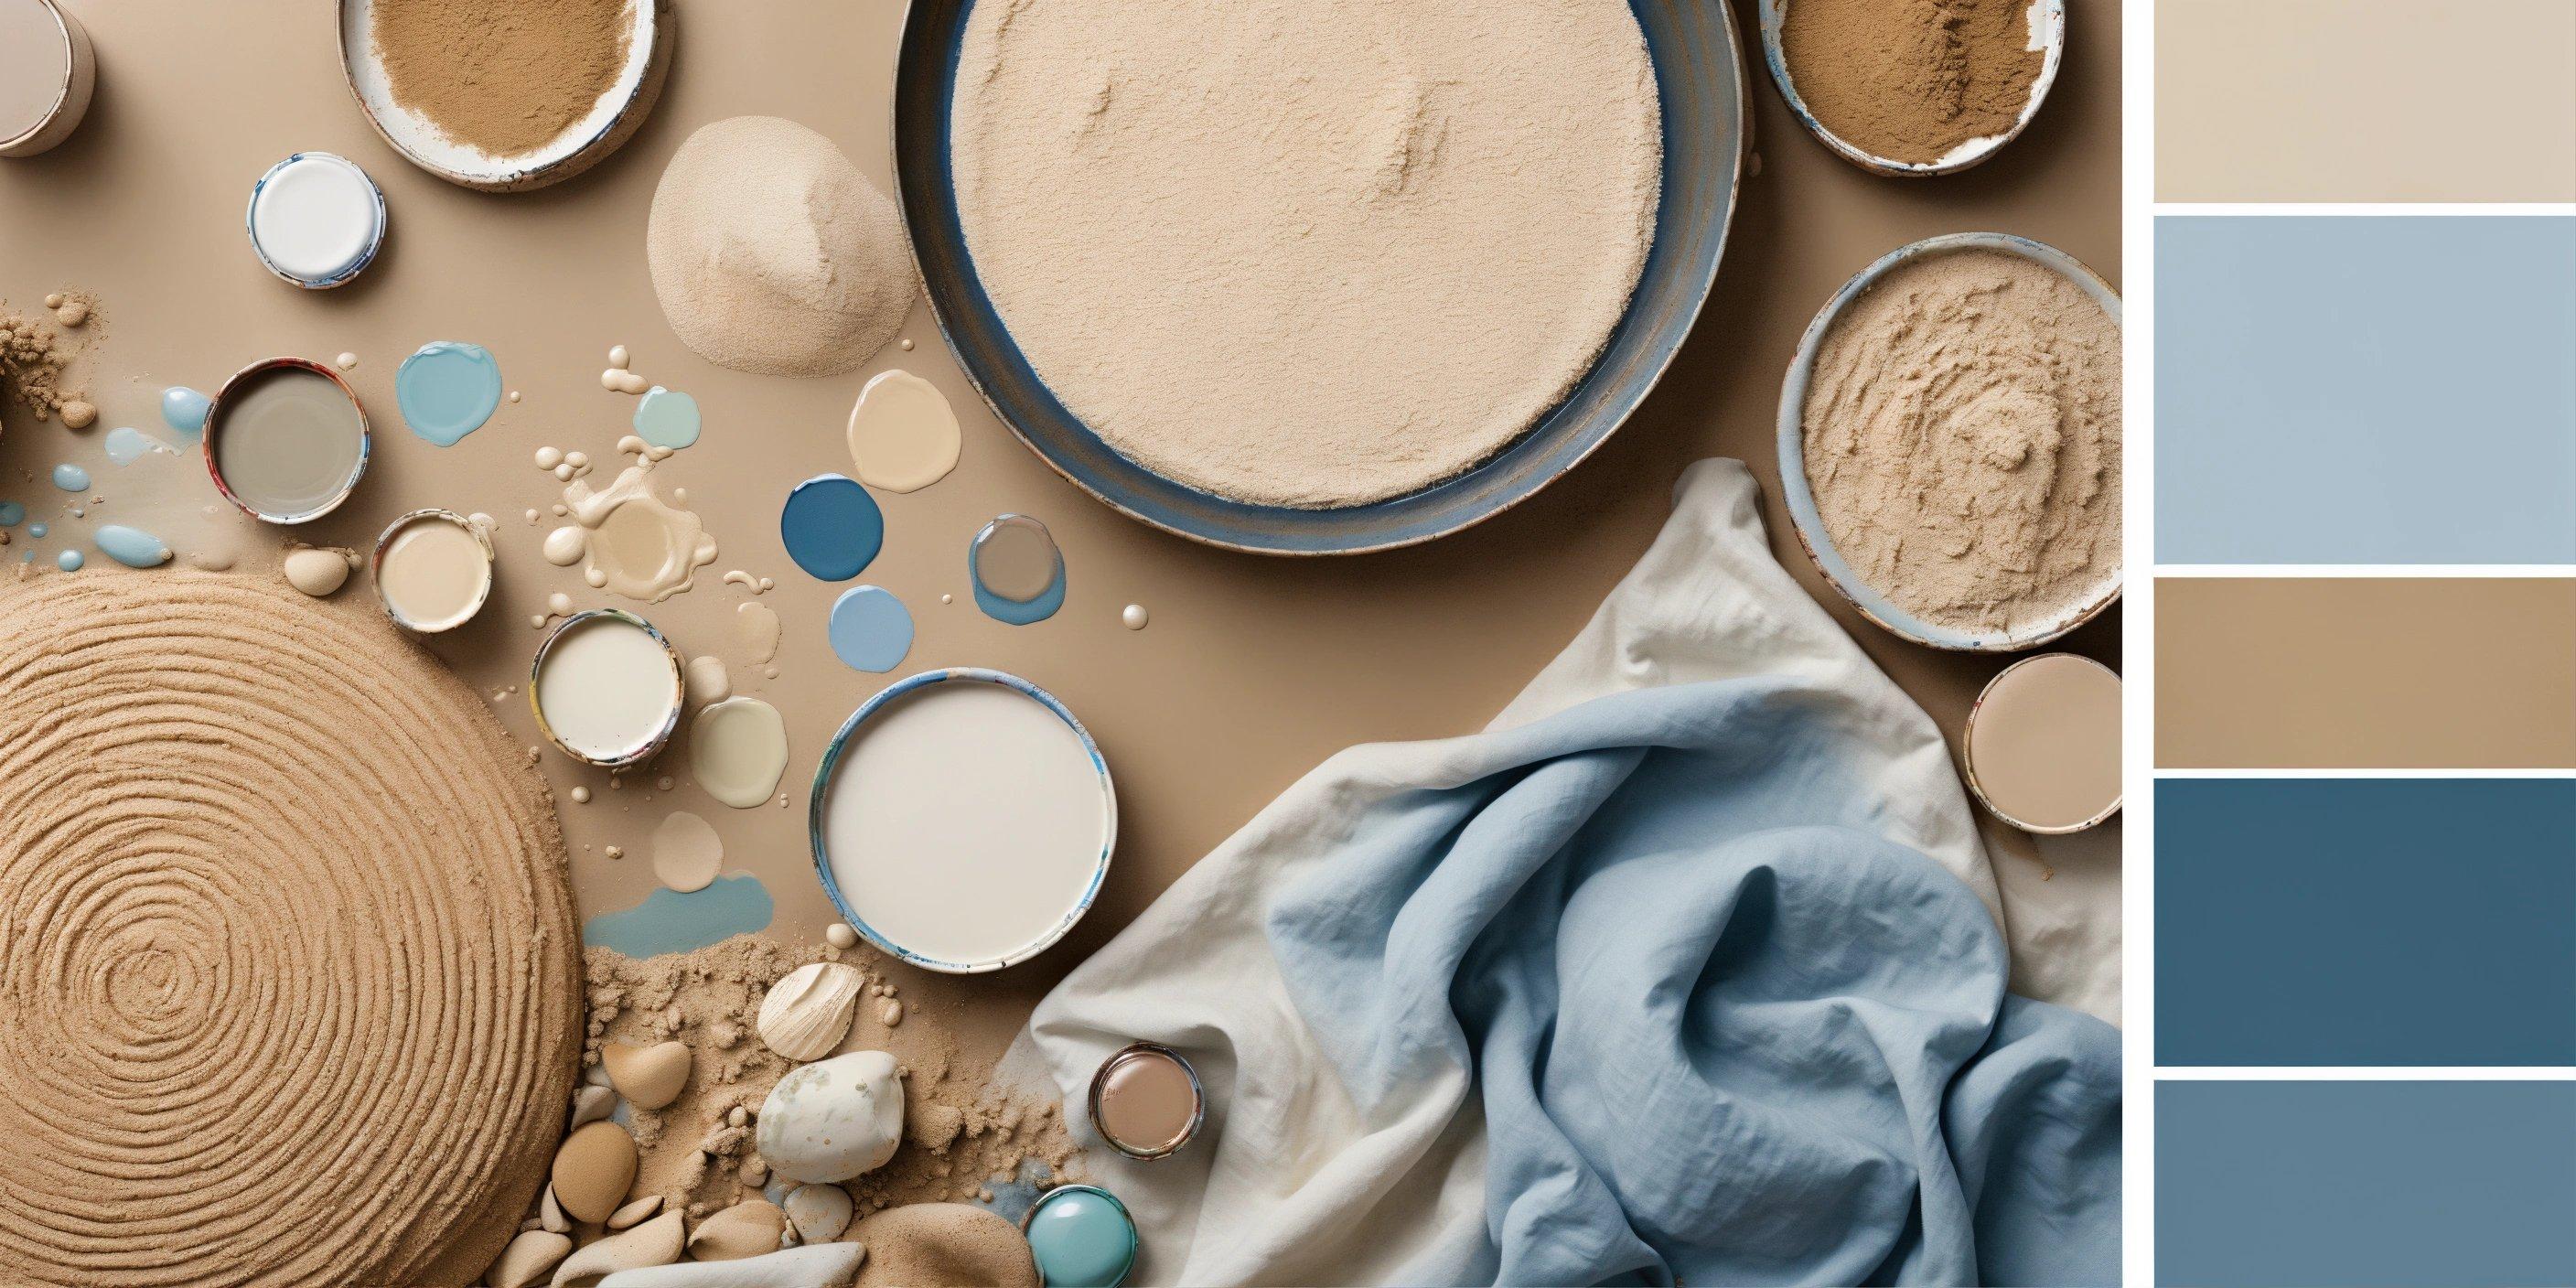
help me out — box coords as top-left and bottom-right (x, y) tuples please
(1758, 0), (2066, 177)
(893, 0), (1746, 554)
(0, 573), (581, 1288)
(1776, 232), (2121, 652)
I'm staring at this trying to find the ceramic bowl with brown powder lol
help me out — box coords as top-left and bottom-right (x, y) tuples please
(1763, 0), (2066, 177)
(1777, 233), (2121, 651)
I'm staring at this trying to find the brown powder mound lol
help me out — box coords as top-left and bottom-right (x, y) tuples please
(1781, 0), (2045, 165)
(0, 572), (582, 1288)
(2, 302), (87, 428)
(583, 937), (1080, 1222)
(371, 0), (635, 157)
(850, 1204), (1039, 1288)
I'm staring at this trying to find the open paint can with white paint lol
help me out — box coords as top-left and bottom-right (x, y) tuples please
(370, 509), (493, 634)
(810, 668), (1116, 973)
(1961, 652), (2122, 834)
(0, 0), (94, 158)
(202, 358), (371, 525)
(245, 152), (389, 288)
(530, 609), (686, 769)
(1087, 1042), (1205, 1161)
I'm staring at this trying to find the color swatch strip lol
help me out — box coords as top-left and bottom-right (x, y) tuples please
(2156, 778), (2576, 1067)
(2158, 1081), (2576, 1287)
(2156, 0), (2576, 202)
(2155, 578), (2576, 768)
(2155, 216), (2576, 564)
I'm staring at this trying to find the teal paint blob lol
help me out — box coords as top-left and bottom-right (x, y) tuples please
(779, 475), (884, 582)
(27, 522), (47, 538)
(971, 515), (1067, 626)
(94, 525), (172, 568)
(1025, 1186), (1136, 1288)
(103, 426), (165, 466)
(0, 501), (22, 526)
(632, 386), (702, 450)
(55, 550), (82, 572)
(51, 464), (90, 492)
(582, 873), (775, 957)
(394, 341), (503, 446)
(162, 386), (210, 438)
(827, 585), (914, 672)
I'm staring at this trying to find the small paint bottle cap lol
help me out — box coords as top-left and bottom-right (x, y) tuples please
(1023, 1184), (1138, 1288)
(0, 0), (95, 159)
(246, 152), (389, 288)
(1087, 1042), (1205, 1161)
(1961, 652), (2123, 834)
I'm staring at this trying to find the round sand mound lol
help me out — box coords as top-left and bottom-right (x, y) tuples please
(0, 572), (581, 1288)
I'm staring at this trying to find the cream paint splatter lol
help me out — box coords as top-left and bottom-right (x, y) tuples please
(686, 655), (731, 705)
(736, 601), (781, 664)
(651, 810), (724, 893)
(844, 369), (961, 493)
(542, 440), (718, 604)
(690, 697), (789, 810)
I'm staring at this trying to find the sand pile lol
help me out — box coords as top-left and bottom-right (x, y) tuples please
(0, 573), (582, 1288)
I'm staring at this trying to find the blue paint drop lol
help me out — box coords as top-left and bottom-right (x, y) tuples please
(632, 386), (702, 450)
(55, 549), (82, 572)
(94, 525), (172, 568)
(1025, 1186), (1138, 1288)
(27, 522), (47, 539)
(103, 426), (166, 466)
(971, 515), (1068, 626)
(394, 341), (503, 446)
(162, 386), (210, 438)
(827, 585), (915, 672)
(779, 474), (884, 582)
(582, 874), (775, 957)
(51, 464), (90, 492)
(0, 501), (22, 526)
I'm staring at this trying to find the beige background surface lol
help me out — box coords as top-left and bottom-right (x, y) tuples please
(2158, 0), (2576, 202)
(0, 0), (2120, 1058)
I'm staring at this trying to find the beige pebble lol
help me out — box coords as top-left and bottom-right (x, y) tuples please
(727, 1105), (749, 1129)
(488, 1230), (574, 1288)
(571, 786), (592, 805)
(42, 293), (60, 308)
(602, 1039), (692, 1111)
(281, 548), (350, 596)
(550, 1210), (682, 1285)
(540, 1185), (573, 1234)
(740, 1155), (769, 1187)
(687, 1199), (787, 1262)
(879, 1001), (902, 1027)
(54, 299), (88, 327)
(783, 1184), (853, 1244)
(57, 400), (95, 429)
(336, 351), (358, 369)
(550, 1121), (639, 1224)
(606, 1195), (663, 1230)
(757, 962), (865, 1062)
(824, 924), (857, 950)
(568, 1084), (618, 1132)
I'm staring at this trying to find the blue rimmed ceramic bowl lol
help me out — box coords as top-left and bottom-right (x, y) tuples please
(1759, 0), (2066, 177)
(808, 668), (1116, 973)
(1776, 232), (2122, 652)
(891, 0), (1746, 555)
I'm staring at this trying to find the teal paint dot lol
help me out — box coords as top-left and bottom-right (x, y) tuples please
(0, 501), (22, 526)
(633, 386), (702, 450)
(162, 386), (210, 438)
(94, 525), (173, 568)
(51, 463), (90, 492)
(394, 341), (503, 446)
(1025, 1186), (1136, 1288)
(779, 475), (884, 582)
(55, 549), (83, 572)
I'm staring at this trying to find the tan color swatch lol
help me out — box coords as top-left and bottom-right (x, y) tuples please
(2158, 0), (2576, 202)
(2158, 578), (2576, 768)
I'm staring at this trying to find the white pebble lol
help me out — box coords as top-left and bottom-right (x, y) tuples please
(824, 923), (857, 950)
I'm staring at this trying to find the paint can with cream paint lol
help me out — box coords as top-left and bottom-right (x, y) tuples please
(810, 669), (1114, 973)
(531, 609), (685, 769)
(201, 358), (371, 524)
(370, 509), (493, 633)
(1961, 652), (2121, 833)
(0, 0), (94, 158)
(1087, 1042), (1204, 1161)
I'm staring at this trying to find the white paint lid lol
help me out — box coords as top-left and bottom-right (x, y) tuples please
(247, 153), (387, 288)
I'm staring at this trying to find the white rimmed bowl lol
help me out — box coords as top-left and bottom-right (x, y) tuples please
(1759, 0), (2064, 177)
(1776, 231), (2121, 652)
(337, 0), (671, 191)
(0, 0), (94, 157)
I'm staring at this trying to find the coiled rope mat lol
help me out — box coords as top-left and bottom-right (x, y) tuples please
(0, 572), (582, 1287)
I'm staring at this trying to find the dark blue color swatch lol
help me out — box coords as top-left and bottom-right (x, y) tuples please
(2158, 1081), (2576, 1287)
(2158, 778), (2576, 1067)
(779, 474), (885, 582)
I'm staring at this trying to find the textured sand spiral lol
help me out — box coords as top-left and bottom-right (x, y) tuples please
(0, 572), (581, 1288)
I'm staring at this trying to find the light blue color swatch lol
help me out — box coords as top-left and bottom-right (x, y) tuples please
(632, 386), (701, 450)
(50, 464), (88, 492)
(55, 550), (81, 571)
(0, 501), (22, 526)
(2159, 1081), (2576, 1287)
(827, 585), (914, 673)
(2157, 216), (2576, 563)
(161, 386), (209, 438)
(582, 874), (774, 957)
(779, 475), (884, 582)
(1025, 1186), (1135, 1288)
(103, 426), (165, 466)
(93, 526), (172, 568)
(393, 341), (503, 446)
(2158, 778), (2576, 1067)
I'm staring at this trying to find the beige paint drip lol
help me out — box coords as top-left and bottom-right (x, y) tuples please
(685, 655), (730, 705)
(736, 601), (781, 664)
(690, 696), (789, 810)
(542, 439), (717, 603)
(651, 810), (723, 893)
(1965, 653), (2121, 832)
(844, 369), (961, 492)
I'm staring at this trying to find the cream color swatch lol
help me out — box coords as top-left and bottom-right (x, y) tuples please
(2158, 0), (2576, 201)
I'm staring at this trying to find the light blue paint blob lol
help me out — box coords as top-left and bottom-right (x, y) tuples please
(162, 386), (210, 439)
(51, 464), (90, 492)
(55, 550), (82, 572)
(103, 426), (166, 466)
(827, 585), (914, 672)
(393, 341), (503, 446)
(632, 386), (702, 450)
(779, 474), (884, 582)
(582, 873), (775, 957)
(94, 525), (172, 568)
(971, 515), (1067, 626)
(27, 522), (47, 539)
(0, 501), (22, 526)
(1025, 1186), (1136, 1288)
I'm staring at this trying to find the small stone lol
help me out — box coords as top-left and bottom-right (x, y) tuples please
(54, 299), (88, 327)
(550, 1121), (639, 1224)
(686, 1199), (787, 1262)
(57, 400), (94, 429)
(879, 1001), (902, 1027)
(757, 1050), (905, 1184)
(783, 1184), (853, 1244)
(824, 924), (857, 950)
(606, 1195), (663, 1230)
(727, 1106), (748, 1129)
(549, 1210), (682, 1285)
(740, 1156), (768, 1187)
(603, 1039), (692, 1110)
(488, 1230), (573, 1288)
(540, 1185), (572, 1234)
(569, 1085), (617, 1132)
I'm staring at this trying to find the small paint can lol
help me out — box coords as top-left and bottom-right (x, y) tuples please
(245, 152), (389, 288)
(1961, 652), (2123, 834)
(0, 0), (95, 158)
(529, 609), (685, 769)
(1758, 0), (2066, 178)
(201, 357), (371, 525)
(1087, 1042), (1205, 1161)
(370, 509), (494, 634)
(1022, 1184), (1138, 1288)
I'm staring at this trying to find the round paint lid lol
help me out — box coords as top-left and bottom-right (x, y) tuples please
(1962, 652), (2122, 833)
(247, 153), (388, 288)
(1023, 1185), (1136, 1288)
